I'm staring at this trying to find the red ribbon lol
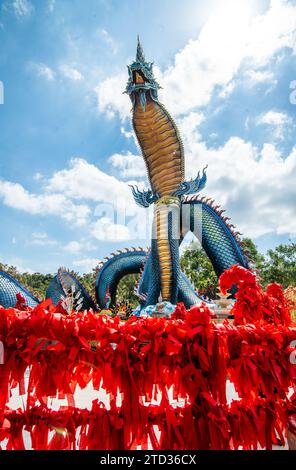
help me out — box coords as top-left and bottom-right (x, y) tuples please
(0, 265), (294, 449)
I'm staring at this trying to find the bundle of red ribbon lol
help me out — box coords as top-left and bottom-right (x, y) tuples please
(0, 397), (293, 450)
(0, 265), (294, 449)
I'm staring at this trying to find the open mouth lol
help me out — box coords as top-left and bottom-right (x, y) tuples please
(132, 70), (146, 85)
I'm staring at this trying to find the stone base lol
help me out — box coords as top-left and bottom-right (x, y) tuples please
(133, 301), (176, 318)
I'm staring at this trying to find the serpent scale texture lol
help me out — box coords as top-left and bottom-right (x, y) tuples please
(0, 271), (39, 308)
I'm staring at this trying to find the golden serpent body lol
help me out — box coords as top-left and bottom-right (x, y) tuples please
(133, 96), (184, 196)
(153, 197), (180, 301)
(133, 95), (184, 301)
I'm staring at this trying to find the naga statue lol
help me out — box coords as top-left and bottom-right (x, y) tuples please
(0, 38), (249, 312)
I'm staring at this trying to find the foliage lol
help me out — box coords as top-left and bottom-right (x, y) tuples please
(180, 241), (218, 299)
(180, 239), (296, 299)
(80, 272), (95, 294)
(0, 240), (295, 305)
(0, 262), (53, 300)
(18, 272), (54, 300)
(241, 238), (265, 273)
(116, 274), (140, 308)
(260, 243), (296, 289)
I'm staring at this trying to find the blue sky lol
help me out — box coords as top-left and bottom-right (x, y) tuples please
(0, 0), (295, 274)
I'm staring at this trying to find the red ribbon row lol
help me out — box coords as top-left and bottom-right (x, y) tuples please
(0, 265), (294, 449)
(0, 396), (293, 450)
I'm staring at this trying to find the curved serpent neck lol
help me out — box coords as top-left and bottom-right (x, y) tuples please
(133, 95), (184, 197)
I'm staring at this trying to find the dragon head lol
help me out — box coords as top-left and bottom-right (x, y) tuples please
(125, 36), (161, 111)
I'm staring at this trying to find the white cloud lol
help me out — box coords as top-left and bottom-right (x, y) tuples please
(30, 61), (85, 86)
(179, 233), (201, 256)
(31, 63), (55, 81)
(218, 80), (236, 99)
(29, 233), (97, 253)
(0, 180), (90, 225)
(120, 127), (134, 139)
(32, 232), (48, 240)
(47, 157), (135, 204)
(97, 28), (118, 54)
(91, 217), (131, 242)
(178, 113), (296, 238)
(159, 0), (296, 114)
(63, 240), (83, 253)
(13, 0), (33, 17)
(46, 159), (150, 241)
(244, 0), (296, 65)
(257, 110), (293, 140)
(47, 0), (55, 13)
(72, 257), (98, 273)
(60, 64), (84, 81)
(33, 172), (44, 181)
(63, 239), (96, 253)
(244, 69), (276, 86)
(96, 0), (296, 119)
(30, 232), (57, 246)
(109, 151), (146, 178)
(177, 112), (205, 143)
(0, 159), (144, 241)
(244, 116), (250, 131)
(94, 72), (130, 120)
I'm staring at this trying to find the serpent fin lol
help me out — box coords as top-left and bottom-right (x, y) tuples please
(129, 185), (159, 207)
(46, 268), (97, 311)
(173, 166), (207, 197)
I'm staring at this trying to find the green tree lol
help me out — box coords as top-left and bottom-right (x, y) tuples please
(81, 271), (140, 308)
(0, 262), (19, 278)
(261, 243), (296, 288)
(0, 262), (53, 299)
(1, 240), (295, 306)
(20, 272), (53, 299)
(241, 238), (265, 272)
(180, 237), (268, 299)
(180, 241), (218, 299)
(116, 274), (140, 307)
(81, 272), (96, 294)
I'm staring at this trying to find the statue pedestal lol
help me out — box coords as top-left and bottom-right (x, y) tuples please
(133, 301), (176, 318)
(212, 289), (234, 323)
